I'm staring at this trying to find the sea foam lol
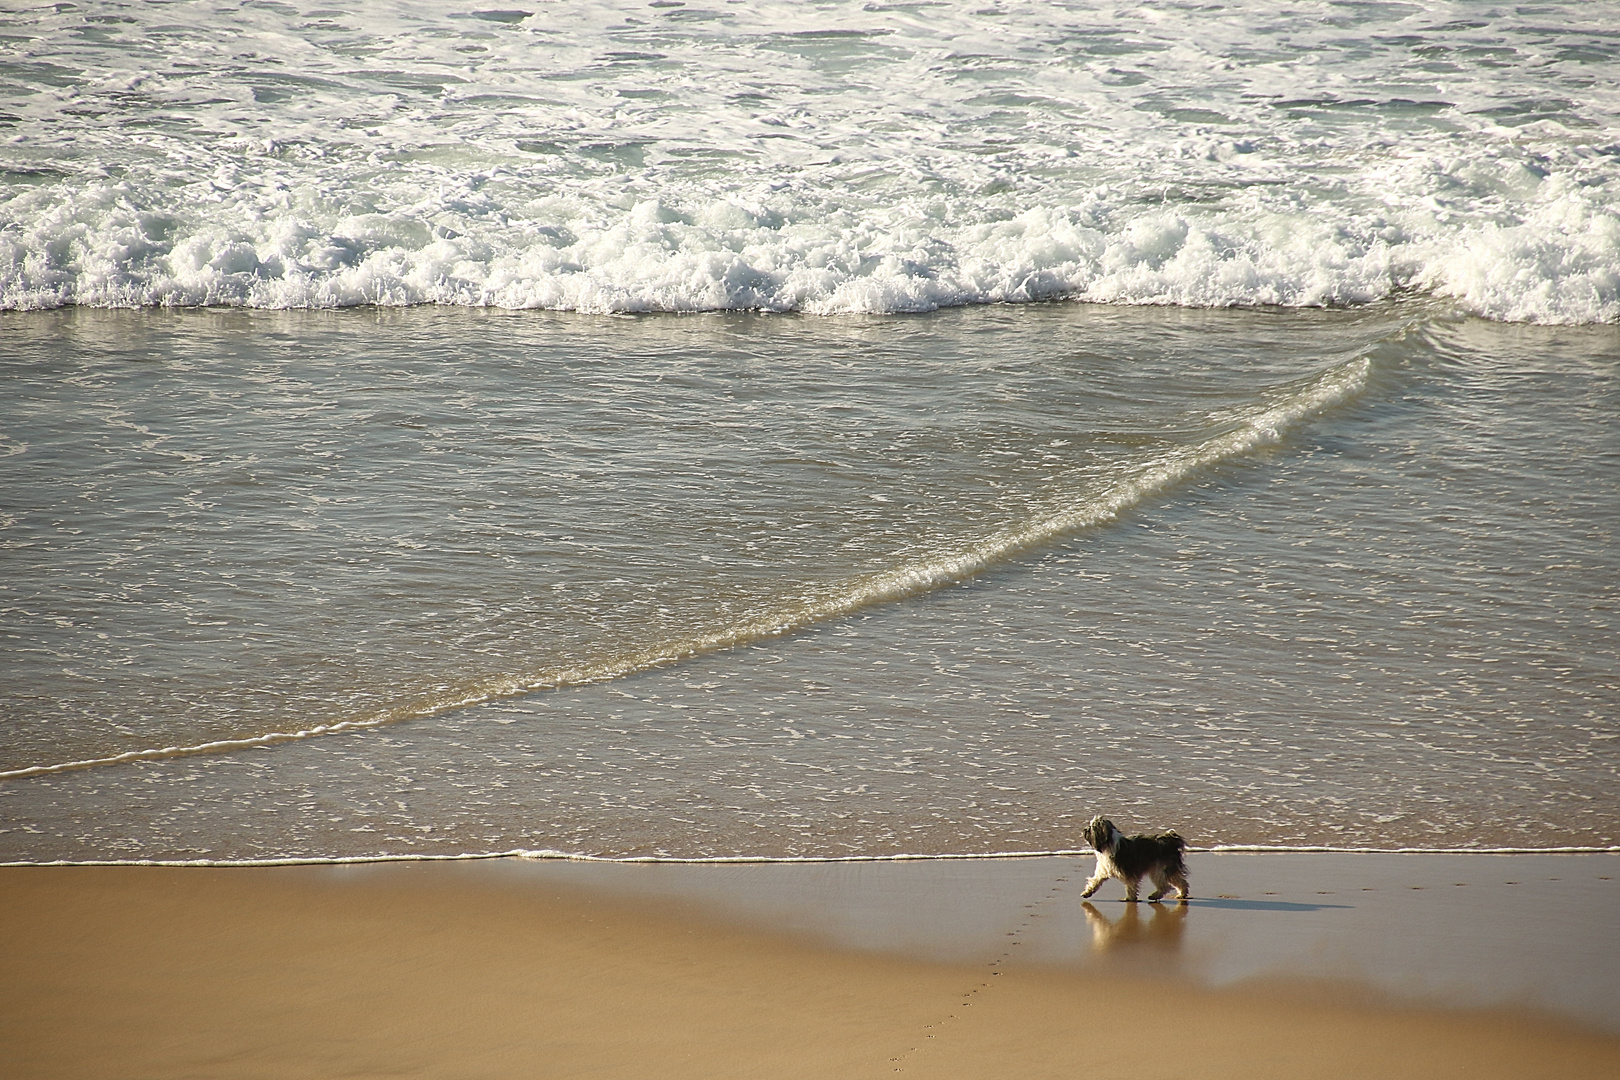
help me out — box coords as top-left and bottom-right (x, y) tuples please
(2, 1), (1617, 322)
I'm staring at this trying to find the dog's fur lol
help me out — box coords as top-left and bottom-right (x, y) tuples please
(1081, 815), (1189, 902)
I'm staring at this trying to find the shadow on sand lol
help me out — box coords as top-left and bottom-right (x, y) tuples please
(1182, 896), (1353, 912)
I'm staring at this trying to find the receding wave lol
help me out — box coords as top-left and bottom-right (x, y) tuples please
(0, 346), (1380, 781)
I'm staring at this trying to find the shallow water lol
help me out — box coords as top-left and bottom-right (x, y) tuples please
(2, 0), (1617, 862)
(2, 303), (1616, 860)
(465, 852), (1620, 1031)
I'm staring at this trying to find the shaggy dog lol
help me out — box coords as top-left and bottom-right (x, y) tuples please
(1081, 815), (1189, 902)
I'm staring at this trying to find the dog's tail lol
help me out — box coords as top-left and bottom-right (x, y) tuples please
(1161, 831), (1189, 877)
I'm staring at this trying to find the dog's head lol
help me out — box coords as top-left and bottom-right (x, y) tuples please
(1083, 815), (1117, 854)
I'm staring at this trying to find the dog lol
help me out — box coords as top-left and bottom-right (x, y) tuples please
(1081, 815), (1189, 902)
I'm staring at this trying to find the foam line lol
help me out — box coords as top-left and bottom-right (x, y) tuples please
(3, 843), (1616, 868)
(0, 347), (1379, 781)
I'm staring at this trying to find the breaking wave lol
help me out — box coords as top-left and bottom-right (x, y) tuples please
(2, 1), (1617, 323)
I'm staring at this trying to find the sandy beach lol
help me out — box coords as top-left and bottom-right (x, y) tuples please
(3, 853), (1616, 1080)
(6, 5), (1619, 1078)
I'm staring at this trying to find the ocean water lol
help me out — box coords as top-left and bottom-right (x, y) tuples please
(1, 1), (1617, 863)
(5, 0), (1619, 321)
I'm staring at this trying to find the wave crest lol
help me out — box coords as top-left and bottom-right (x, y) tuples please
(5, 179), (1616, 324)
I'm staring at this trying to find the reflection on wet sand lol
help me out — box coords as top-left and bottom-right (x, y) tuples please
(1082, 900), (1188, 954)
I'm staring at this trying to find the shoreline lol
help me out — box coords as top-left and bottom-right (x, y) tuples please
(3, 852), (1616, 1079)
(6, 841), (1613, 874)
(3, 841), (1617, 868)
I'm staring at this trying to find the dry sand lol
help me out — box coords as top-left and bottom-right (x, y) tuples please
(2, 855), (1617, 1080)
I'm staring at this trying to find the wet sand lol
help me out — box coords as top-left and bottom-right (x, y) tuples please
(2, 854), (1617, 1079)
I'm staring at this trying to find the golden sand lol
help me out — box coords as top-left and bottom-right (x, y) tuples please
(2, 861), (1616, 1079)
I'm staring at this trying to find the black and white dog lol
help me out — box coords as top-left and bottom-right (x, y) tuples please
(1081, 815), (1190, 902)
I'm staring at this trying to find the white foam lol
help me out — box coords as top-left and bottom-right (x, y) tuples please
(1416, 176), (1620, 324)
(1, 1), (1616, 323)
(3, 845), (1614, 868)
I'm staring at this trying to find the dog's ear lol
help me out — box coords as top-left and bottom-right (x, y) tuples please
(1084, 816), (1114, 850)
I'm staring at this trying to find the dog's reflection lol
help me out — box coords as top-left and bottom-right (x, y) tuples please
(1081, 899), (1187, 954)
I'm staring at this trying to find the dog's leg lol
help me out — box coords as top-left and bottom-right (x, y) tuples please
(1081, 854), (1112, 898)
(1123, 875), (1140, 903)
(1081, 870), (1108, 898)
(1167, 871), (1190, 900)
(1147, 868), (1170, 902)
